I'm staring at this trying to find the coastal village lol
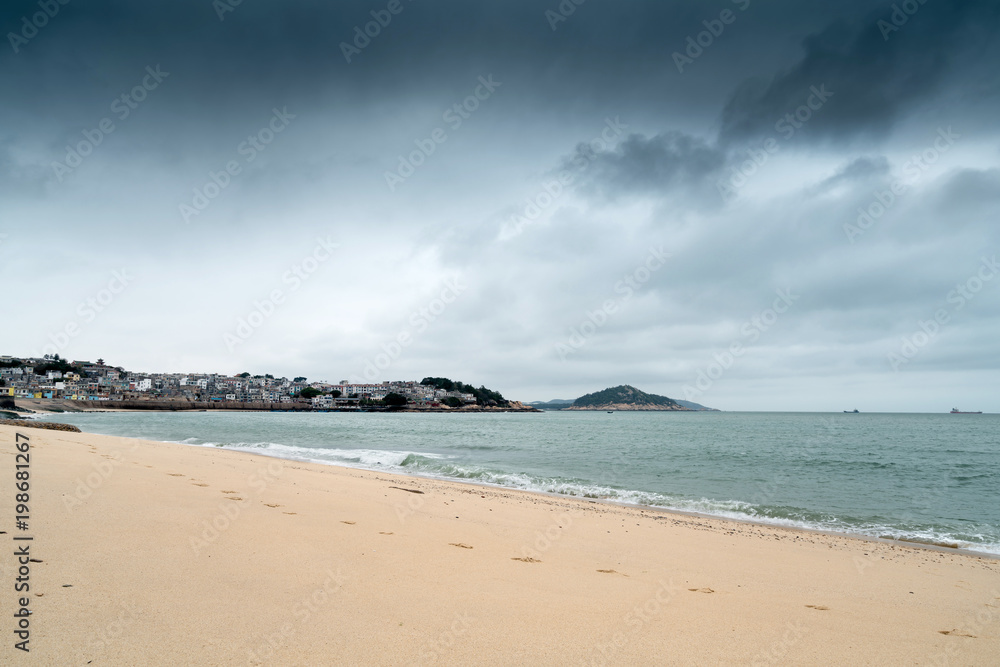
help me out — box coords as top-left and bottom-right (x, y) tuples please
(0, 355), (513, 411)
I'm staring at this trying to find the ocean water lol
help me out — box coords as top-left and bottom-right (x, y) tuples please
(36, 410), (1000, 555)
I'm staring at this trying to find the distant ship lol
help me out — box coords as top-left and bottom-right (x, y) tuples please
(950, 408), (983, 414)
(844, 409), (859, 413)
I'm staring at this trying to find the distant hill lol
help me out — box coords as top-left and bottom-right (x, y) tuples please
(673, 399), (719, 411)
(527, 399), (574, 410)
(564, 385), (691, 411)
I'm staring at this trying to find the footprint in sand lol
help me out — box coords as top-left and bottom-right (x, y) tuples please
(597, 569), (628, 576)
(264, 504), (283, 508)
(192, 483), (209, 487)
(512, 557), (541, 563)
(938, 629), (976, 638)
(221, 490), (237, 494)
(805, 605), (829, 610)
(225, 496), (243, 501)
(379, 532), (394, 535)
(389, 486), (424, 494)
(167, 473), (184, 477)
(449, 543), (473, 549)
(283, 512), (297, 515)
(689, 588), (714, 593)
(341, 520), (356, 525)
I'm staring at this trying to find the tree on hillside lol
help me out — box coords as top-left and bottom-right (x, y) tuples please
(383, 392), (408, 408)
(299, 387), (323, 399)
(421, 377), (508, 406)
(294, 376), (307, 383)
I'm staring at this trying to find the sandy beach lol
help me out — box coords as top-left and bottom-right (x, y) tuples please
(1, 424), (998, 665)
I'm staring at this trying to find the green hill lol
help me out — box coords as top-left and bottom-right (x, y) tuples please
(567, 385), (687, 411)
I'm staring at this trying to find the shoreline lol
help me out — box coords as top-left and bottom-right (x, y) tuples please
(2, 424), (998, 664)
(223, 446), (1000, 561)
(26, 418), (1000, 560)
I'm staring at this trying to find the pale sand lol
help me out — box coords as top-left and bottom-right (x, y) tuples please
(2, 426), (998, 666)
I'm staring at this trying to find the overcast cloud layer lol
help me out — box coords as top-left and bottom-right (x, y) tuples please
(2, 0), (999, 411)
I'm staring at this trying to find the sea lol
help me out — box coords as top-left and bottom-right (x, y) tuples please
(35, 410), (1000, 555)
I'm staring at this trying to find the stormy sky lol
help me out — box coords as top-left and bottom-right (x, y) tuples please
(2, 0), (999, 411)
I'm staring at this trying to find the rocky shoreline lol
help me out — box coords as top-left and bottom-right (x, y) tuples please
(0, 419), (82, 432)
(13, 397), (541, 414)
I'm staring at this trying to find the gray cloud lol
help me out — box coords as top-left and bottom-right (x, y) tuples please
(561, 132), (726, 204)
(719, 0), (1000, 146)
(1, 0), (998, 411)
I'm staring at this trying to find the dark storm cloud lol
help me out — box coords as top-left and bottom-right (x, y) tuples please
(718, 0), (1000, 146)
(2, 0), (998, 410)
(0, 0), (877, 126)
(560, 132), (725, 203)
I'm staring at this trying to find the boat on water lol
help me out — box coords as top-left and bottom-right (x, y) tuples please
(607, 411), (614, 414)
(950, 408), (983, 414)
(844, 409), (859, 413)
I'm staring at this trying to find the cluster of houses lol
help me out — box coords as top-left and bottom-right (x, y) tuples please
(0, 357), (477, 409)
(307, 380), (476, 410)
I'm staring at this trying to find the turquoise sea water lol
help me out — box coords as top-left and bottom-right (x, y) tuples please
(37, 410), (1000, 555)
